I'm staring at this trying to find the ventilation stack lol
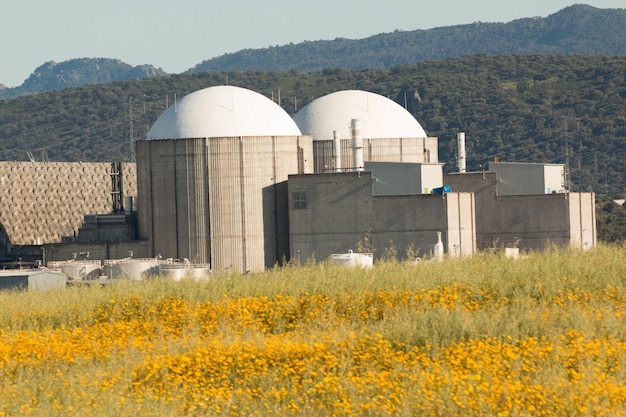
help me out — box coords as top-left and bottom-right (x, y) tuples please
(333, 130), (341, 172)
(351, 119), (364, 171)
(457, 132), (466, 173)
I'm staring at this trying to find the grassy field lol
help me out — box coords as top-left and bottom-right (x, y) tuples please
(1, 245), (626, 416)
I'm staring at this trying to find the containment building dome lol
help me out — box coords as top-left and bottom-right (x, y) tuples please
(293, 90), (427, 140)
(146, 85), (302, 139)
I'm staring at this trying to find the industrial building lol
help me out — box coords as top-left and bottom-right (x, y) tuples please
(0, 161), (145, 266)
(0, 86), (599, 281)
(136, 85), (313, 273)
(444, 169), (596, 251)
(288, 170), (476, 262)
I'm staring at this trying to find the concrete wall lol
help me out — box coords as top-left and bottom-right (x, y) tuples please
(136, 135), (313, 273)
(367, 161), (443, 196)
(288, 171), (476, 263)
(568, 192), (597, 250)
(0, 162), (137, 245)
(494, 194), (571, 249)
(489, 162), (565, 195)
(445, 172), (499, 249)
(444, 172), (596, 251)
(312, 137), (438, 173)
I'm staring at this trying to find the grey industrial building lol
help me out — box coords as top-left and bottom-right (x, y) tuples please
(288, 170), (476, 262)
(0, 86), (598, 276)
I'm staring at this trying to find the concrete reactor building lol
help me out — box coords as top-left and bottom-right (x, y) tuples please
(136, 85), (313, 273)
(289, 90), (474, 261)
(292, 90), (439, 172)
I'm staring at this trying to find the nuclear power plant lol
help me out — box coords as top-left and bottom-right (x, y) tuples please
(0, 85), (596, 287)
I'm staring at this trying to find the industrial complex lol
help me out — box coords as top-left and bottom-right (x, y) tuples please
(0, 85), (596, 288)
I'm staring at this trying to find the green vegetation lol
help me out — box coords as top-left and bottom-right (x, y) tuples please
(190, 4), (626, 74)
(1, 245), (626, 415)
(0, 54), (625, 238)
(1, 54), (625, 194)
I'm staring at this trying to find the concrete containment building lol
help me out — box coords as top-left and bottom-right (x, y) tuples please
(293, 90), (438, 172)
(136, 86), (313, 273)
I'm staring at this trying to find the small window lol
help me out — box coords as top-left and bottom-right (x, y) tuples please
(293, 192), (307, 209)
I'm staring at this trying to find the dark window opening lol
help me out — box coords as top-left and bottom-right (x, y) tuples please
(293, 192), (307, 209)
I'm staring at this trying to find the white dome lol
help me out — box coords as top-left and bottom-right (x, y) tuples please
(293, 90), (427, 140)
(147, 85), (302, 139)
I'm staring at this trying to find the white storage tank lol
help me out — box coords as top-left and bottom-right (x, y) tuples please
(48, 259), (102, 282)
(331, 250), (373, 268)
(104, 257), (160, 281)
(156, 259), (212, 281)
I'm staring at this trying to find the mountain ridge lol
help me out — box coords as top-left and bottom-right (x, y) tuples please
(2, 4), (625, 99)
(188, 4), (626, 74)
(0, 58), (166, 99)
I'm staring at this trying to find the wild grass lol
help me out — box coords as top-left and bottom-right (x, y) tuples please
(1, 244), (626, 416)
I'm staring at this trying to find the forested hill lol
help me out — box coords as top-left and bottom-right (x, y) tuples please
(0, 54), (624, 198)
(189, 4), (626, 74)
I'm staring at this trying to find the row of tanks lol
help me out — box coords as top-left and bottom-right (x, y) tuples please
(47, 253), (211, 284)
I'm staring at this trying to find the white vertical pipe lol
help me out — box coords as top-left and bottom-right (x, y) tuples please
(457, 132), (466, 173)
(333, 130), (341, 173)
(434, 231), (444, 260)
(351, 119), (364, 171)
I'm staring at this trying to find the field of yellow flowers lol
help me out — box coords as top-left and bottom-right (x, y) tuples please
(1, 245), (626, 416)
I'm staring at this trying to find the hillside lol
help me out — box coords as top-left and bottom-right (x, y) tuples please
(189, 4), (626, 74)
(0, 58), (166, 99)
(1, 5), (624, 100)
(0, 54), (624, 198)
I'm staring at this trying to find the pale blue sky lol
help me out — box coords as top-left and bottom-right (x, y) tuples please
(1, 1), (624, 87)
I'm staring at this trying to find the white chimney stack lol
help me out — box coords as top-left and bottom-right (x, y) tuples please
(351, 119), (364, 171)
(333, 130), (341, 172)
(457, 132), (466, 173)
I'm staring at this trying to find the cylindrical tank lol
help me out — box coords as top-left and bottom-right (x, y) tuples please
(104, 258), (159, 281)
(331, 250), (373, 268)
(157, 261), (212, 281)
(60, 261), (102, 281)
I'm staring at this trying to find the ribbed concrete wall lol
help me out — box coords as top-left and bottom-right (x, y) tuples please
(312, 137), (438, 173)
(0, 162), (137, 245)
(568, 192), (596, 249)
(136, 136), (313, 273)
